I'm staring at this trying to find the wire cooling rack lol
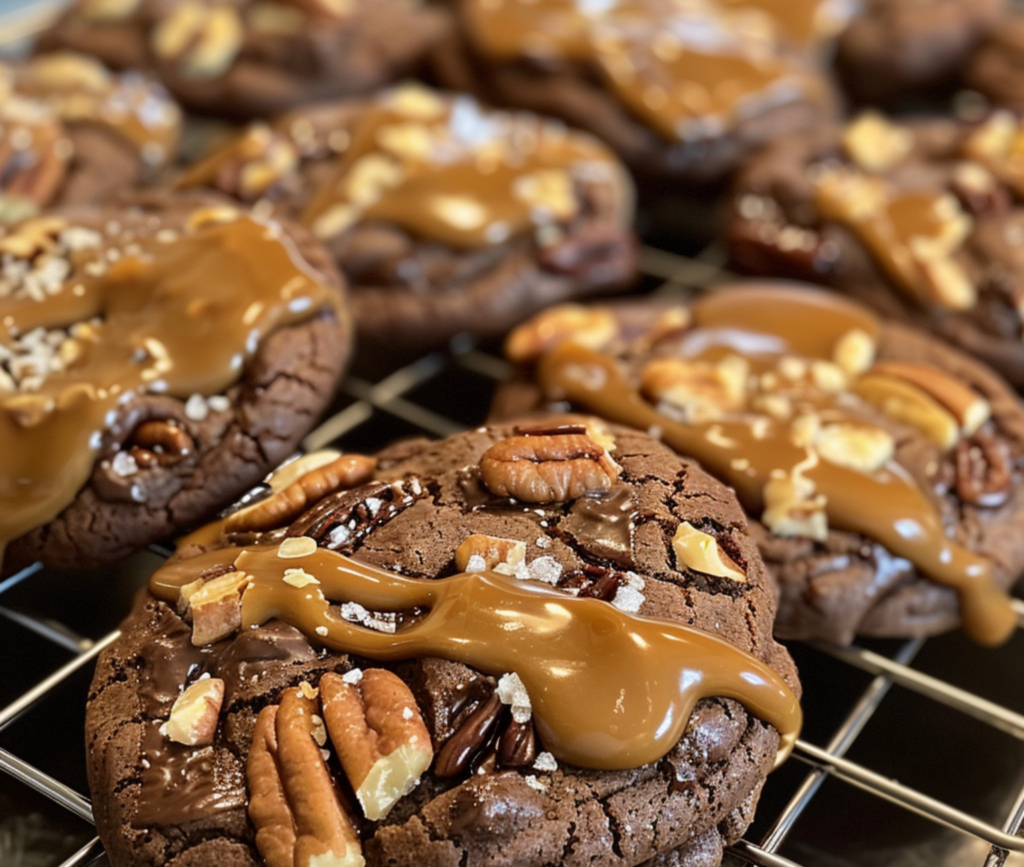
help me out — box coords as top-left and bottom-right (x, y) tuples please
(4, 3), (1024, 863)
(2, 239), (1024, 867)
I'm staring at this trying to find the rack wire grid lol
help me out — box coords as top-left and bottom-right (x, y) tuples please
(4, 4), (1024, 865)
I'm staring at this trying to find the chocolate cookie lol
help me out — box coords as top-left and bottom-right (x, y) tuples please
(432, 0), (836, 187)
(0, 52), (181, 221)
(727, 111), (1024, 387)
(175, 84), (637, 357)
(0, 193), (352, 574)
(834, 0), (1006, 106)
(37, 0), (450, 119)
(496, 285), (1024, 645)
(86, 423), (801, 867)
(966, 11), (1024, 111)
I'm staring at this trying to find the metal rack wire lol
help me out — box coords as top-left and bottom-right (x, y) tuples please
(3, 3), (1024, 862)
(2, 239), (1024, 867)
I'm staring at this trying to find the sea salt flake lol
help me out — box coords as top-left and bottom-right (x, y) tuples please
(497, 672), (532, 723)
(342, 668), (363, 685)
(533, 752), (558, 773)
(528, 556), (562, 585)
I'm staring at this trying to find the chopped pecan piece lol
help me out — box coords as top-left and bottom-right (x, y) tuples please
(956, 431), (1012, 508)
(320, 670), (433, 821)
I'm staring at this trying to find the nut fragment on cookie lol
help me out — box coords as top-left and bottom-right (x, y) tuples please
(479, 429), (620, 503)
(455, 534), (527, 574)
(151, 1), (244, 79)
(853, 371), (961, 450)
(672, 522), (746, 583)
(842, 112), (913, 173)
(867, 360), (991, 436)
(641, 355), (748, 423)
(814, 423), (894, 473)
(320, 669), (433, 821)
(160, 676), (225, 746)
(504, 304), (619, 364)
(762, 458), (828, 542)
(185, 570), (249, 645)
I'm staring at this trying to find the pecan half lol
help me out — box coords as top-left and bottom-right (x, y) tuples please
(955, 431), (1012, 508)
(479, 430), (620, 503)
(225, 454), (377, 535)
(434, 689), (539, 777)
(248, 687), (363, 867)
(0, 103), (70, 216)
(320, 670), (433, 821)
(127, 419), (194, 468)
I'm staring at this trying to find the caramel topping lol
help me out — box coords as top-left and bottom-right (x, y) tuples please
(463, 0), (825, 143)
(299, 87), (616, 248)
(150, 543), (801, 771)
(533, 285), (1016, 646)
(814, 166), (976, 311)
(0, 212), (338, 563)
(13, 54), (181, 167)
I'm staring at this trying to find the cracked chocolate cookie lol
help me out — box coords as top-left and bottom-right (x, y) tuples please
(86, 423), (801, 867)
(0, 52), (181, 221)
(727, 111), (1024, 388)
(834, 0), (1006, 106)
(432, 0), (836, 188)
(36, 0), (449, 119)
(174, 84), (637, 357)
(495, 285), (1024, 645)
(0, 193), (351, 574)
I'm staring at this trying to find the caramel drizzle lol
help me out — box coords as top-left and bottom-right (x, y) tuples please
(816, 180), (966, 309)
(535, 287), (1015, 645)
(150, 543), (801, 771)
(463, 0), (824, 142)
(300, 93), (612, 248)
(0, 215), (338, 562)
(15, 66), (181, 166)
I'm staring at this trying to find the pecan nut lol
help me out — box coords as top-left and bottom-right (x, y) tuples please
(956, 431), (1012, 508)
(0, 102), (70, 216)
(127, 419), (194, 468)
(504, 304), (619, 365)
(320, 670), (433, 821)
(248, 687), (363, 867)
(151, 1), (243, 80)
(479, 429), (620, 503)
(160, 677), (224, 746)
(225, 454), (377, 534)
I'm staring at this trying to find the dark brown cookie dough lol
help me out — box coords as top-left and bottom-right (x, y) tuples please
(727, 111), (1024, 387)
(86, 421), (800, 867)
(175, 85), (637, 357)
(0, 193), (352, 574)
(493, 286), (1024, 645)
(37, 0), (450, 119)
(432, 0), (836, 188)
(965, 11), (1024, 111)
(0, 52), (181, 221)
(834, 0), (1006, 106)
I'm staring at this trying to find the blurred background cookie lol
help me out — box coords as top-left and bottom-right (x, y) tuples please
(496, 284), (1024, 646)
(176, 85), (638, 360)
(0, 193), (352, 574)
(0, 51), (181, 220)
(37, 0), (450, 118)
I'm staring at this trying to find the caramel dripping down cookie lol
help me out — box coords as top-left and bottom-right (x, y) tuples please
(507, 285), (1020, 646)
